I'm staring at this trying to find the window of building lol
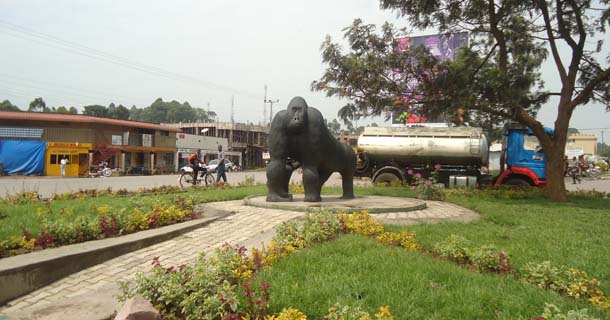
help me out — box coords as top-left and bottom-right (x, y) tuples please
(50, 154), (57, 164)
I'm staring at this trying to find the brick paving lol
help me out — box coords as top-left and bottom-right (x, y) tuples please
(0, 198), (478, 319)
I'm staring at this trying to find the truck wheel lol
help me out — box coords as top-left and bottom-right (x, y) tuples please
(503, 177), (531, 187)
(374, 172), (402, 185)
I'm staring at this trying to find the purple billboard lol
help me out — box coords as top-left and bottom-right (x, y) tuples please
(391, 32), (468, 124)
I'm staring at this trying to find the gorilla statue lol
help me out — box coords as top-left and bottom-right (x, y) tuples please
(266, 96), (356, 202)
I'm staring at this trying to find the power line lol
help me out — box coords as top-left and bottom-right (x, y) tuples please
(576, 127), (610, 130)
(0, 72), (150, 104)
(0, 20), (263, 101)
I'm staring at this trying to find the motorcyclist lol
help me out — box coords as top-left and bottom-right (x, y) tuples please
(187, 152), (204, 184)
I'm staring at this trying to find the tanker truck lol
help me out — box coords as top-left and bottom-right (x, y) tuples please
(355, 124), (548, 187)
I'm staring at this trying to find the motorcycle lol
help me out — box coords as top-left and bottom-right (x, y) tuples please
(582, 163), (601, 178)
(179, 163), (214, 189)
(90, 161), (113, 178)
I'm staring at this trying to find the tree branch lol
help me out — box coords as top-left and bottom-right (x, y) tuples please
(570, 67), (610, 109)
(536, 0), (568, 83)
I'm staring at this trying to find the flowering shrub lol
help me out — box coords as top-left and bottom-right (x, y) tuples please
(432, 234), (471, 264)
(325, 303), (394, 320)
(289, 183), (305, 194)
(405, 165), (445, 201)
(375, 231), (420, 251)
(338, 211), (384, 237)
(1, 196), (198, 257)
(536, 303), (602, 320)
(0, 191), (41, 205)
(119, 254), (239, 320)
(522, 261), (609, 307)
(266, 308), (307, 320)
(469, 245), (512, 273)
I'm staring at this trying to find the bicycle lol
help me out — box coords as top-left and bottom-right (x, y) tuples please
(178, 164), (214, 189)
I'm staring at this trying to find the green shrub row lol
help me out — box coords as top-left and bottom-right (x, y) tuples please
(0, 196), (196, 258)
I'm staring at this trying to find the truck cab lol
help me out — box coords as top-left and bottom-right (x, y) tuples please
(494, 125), (551, 187)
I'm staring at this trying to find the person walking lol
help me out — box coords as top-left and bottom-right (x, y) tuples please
(570, 156), (581, 184)
(60, 156), (68, 177)
(216, 145), (227, 183)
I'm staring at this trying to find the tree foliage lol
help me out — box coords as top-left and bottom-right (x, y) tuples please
(28, 97), (47, 112)
(313, 0), (610, 201)
(0, 100), (21, 111)
(128, 98), (216, 124)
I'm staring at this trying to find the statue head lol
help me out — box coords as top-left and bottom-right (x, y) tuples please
(287, 96), (308, 134)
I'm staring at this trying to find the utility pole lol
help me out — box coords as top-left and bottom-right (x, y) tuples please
(263, 84), (279, 125)
(231, 95), (235, 125)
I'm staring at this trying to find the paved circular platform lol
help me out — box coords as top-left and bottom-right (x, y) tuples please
(243, 195), (427, 213)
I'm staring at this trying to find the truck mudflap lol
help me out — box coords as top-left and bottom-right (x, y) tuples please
(495, 166), (546, 187)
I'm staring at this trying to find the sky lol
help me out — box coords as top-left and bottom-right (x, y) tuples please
(0, 0), (608, 142)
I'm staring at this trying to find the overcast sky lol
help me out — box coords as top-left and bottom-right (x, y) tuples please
(0, 1), (608, 142)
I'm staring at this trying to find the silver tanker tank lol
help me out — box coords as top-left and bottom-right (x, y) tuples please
(357, 126), (489, 167)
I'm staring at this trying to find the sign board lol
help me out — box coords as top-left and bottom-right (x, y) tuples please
(142, 134), (152, 147)
(565, 147), (584, 159)
(123, 131), (130, 145)
(111, 135), (122, 146)
(262, 152), (270, 160)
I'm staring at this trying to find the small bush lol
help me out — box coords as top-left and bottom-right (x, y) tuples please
(338, 211), (384, 237)
(375, 231), (420, 251)
(522, 261), (606, 302)
(432, 234), (471, 264)
(469, 245), (512, 273)
(537, 303), (602, 320)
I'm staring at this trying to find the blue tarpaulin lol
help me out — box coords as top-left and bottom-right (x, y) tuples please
(0, 140), (46, 175)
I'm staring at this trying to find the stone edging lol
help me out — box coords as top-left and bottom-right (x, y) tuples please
(0, 206), (233, 306)
(243, 195), (427, 213)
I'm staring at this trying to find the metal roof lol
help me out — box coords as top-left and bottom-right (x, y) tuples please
(0, 111), (179, 132)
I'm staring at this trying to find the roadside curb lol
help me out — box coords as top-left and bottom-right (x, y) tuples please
(0, 206), (233, 306)
(243, 194), (428, 213)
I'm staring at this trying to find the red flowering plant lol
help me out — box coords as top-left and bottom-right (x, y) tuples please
(406, 164), (445, 201)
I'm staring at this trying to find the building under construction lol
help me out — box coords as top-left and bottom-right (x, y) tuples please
(164, 122), (269, 169)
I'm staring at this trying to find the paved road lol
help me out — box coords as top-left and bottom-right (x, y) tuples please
(0, 172), (368, 198)
(0, 172), (608, 198)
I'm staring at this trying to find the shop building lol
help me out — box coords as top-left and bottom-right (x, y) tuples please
(165, 122), (269, 169)
(0, 111), (178, 176)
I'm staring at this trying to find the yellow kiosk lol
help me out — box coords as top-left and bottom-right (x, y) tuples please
(45, 142), (92, 177)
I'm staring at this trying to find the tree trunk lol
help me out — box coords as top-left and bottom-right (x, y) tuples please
(545, 145), (568, 201)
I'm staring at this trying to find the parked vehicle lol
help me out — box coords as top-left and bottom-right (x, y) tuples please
(355, 124), (551, 187)
(89, 161), (112, 178)
(206, 159), (236, 172)
(179, 163), (214, 189)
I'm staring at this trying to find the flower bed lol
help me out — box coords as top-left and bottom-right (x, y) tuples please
(122, 211), (609, 319)
(0, 196), (197, 258)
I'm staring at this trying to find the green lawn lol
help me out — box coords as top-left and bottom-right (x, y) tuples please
(252, 235), (608, 319)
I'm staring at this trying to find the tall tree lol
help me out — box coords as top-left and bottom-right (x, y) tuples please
(68, 106), (78, 114)
(0, 100), (21, 111)
(82, 105), (108, 117)
(28, 97), (46, 112)
(313, 1), (610, 201)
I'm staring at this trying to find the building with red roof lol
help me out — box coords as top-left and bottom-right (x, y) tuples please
(0, 111), (178, 176)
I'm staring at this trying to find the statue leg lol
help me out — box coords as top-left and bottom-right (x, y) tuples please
(318, 169), (333, 198)
(340, 146), (356, 199)
(303, 165), (322, 202)
(340, 170), (355, 199)
(266, 159), (292, 202)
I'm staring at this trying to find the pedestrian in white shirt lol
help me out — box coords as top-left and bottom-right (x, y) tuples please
(60, 157), (68, 177)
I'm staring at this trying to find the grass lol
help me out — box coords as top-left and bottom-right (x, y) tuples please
(3, 183), (609, 317)
(391, 191), (610, 295)
(252, 235), (608, 319)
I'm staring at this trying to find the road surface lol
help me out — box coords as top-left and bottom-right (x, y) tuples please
(0, 171), (607, 198)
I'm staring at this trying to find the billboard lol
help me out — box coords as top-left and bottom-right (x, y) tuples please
(391, 32), (468, 125)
